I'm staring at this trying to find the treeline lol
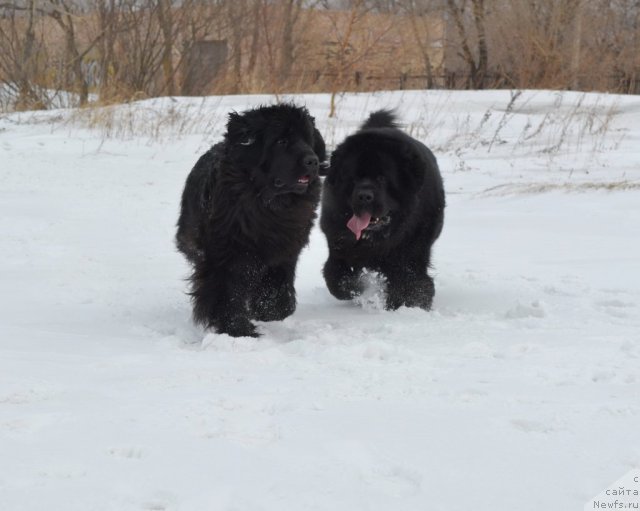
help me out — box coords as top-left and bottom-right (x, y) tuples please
(0, 0), (638, 111)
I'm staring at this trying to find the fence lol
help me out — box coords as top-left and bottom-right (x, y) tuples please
(277, 70), (640, 94)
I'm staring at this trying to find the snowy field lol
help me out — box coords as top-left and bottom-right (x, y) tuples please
(1, 90), (639, 510)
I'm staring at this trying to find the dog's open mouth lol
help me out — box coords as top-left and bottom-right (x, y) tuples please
(292, 175), (312, 193)
(347, 212), (391, 240)
(367, 215), (391, 227)
(274, 175), (313, 194)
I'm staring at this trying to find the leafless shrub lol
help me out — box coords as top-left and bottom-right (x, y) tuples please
(408, 90), (622, 176)
(487, 89), (522, 152)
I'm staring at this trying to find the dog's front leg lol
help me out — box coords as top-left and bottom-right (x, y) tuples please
(323, 255), (363, 300)
(250, 262), (297, 321)
(383, 263), (435, 311)
(191, 260), (259, 337)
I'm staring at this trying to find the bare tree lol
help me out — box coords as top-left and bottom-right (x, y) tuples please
(446, 0), (488, 88)
(323, 1), (395, 115)
(327, 0), (366, 116)
(0, 0), (44, 109)
(157, 0), (175, 95)
(46, 0), (93, 105)
(280, 0), (304, 78)
(402, 0), (440, 88)
(93, 0), (118, 99)
(246, 0), (262, 76)
(3, 0), (640, 110)
(0, 0), (108, 107)
(489, 0), (584, 89)
(260, 0), (280, 93)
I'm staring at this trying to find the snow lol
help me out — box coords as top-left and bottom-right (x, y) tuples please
(1, 90), (639, 510)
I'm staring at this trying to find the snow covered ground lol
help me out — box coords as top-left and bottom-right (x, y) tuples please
(1, 90), (639, 510)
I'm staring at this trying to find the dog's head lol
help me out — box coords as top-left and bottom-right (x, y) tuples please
(225, 104), (326, 202)
(326, 132), (425, 241)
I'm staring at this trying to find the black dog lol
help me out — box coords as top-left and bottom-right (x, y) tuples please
(176, 104), (326, 337)
(320, 110), (445, 310)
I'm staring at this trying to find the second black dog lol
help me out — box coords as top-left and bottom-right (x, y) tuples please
(176, 104), (326, 337)
(320, 110), (445, 310)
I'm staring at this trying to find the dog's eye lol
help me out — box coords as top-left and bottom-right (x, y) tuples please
(239, 136), (255, 146)
(277, 138), (288, 146)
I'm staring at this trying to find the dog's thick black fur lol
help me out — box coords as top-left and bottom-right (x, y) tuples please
(176, 104), (326, 337)
(320, 110), (445, 310)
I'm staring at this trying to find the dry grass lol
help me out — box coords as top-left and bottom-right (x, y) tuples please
(2, 89), (626, 189)
(479, 181), (640, 197)
(66, 97), (226, 142)
(405, 90), (623, 172)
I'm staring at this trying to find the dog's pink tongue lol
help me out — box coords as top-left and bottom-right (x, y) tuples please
(347, 213), (372, 240)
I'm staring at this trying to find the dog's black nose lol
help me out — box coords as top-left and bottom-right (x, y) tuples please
(303, 155), (319, 172)
(356, 190), (374, 204)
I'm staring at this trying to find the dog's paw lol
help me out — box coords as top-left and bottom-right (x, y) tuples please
(325, 274), (364, 301)
(250, 286), (296, 322)
(217, 316), (260, 338)
(386, 277), (434, 311)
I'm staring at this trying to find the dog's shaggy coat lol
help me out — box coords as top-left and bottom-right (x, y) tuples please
(176, 104), (326, 337)
(320, 110), (445, 310)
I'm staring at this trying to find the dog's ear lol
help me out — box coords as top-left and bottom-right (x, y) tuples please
(226, 111), (255, 146)
(325, 144), (346, 186)
(312, 127), (326, 161)
(401, 146), (426, 188)
(312, 127), (330, 176)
